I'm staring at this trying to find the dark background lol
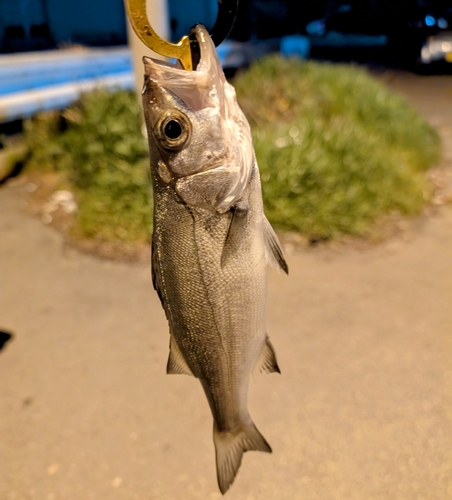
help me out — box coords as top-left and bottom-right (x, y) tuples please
(0, 0), (451, 71)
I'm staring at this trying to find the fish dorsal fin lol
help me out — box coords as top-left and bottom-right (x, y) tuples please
(264, 217), (289, 274)
(255, 336), (281, 374)
(167, 335), (194, 376)
(220, 202), (249, 268)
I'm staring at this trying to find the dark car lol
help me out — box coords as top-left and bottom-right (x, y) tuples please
(389, 0), (452, 65)
(306, 0), (452, 67)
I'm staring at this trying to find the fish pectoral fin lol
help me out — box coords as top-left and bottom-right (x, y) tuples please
(214, 419), (271, 495)
(220, 202), (249, 268)
(263, 217), (289, 274)
(166, 336), (194, 376)
(255, 336), (281, 374)
(152, 237), (168, 313)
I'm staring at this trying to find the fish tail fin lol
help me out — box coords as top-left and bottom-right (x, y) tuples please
(213, 419), (272, 494)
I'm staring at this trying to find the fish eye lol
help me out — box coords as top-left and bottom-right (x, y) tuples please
(164, 120), (182, 139)
(155, 110), (191, 152)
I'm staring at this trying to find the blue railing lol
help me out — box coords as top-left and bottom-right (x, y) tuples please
(0, 47), (134, 122)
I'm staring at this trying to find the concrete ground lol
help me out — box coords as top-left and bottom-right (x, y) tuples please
(1, 71), (452, 500)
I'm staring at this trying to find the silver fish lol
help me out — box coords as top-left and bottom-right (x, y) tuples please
(142, 25), (288, 494)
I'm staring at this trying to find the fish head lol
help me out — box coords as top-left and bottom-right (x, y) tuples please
(142, 25), (254, 212)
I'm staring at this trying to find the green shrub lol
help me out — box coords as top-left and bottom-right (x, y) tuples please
(24, 57), (440, 243)
(25, 90), (152, 242)
(234, 56), (440, 237)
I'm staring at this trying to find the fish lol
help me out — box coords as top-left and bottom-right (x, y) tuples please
(142, 25), (288, 494)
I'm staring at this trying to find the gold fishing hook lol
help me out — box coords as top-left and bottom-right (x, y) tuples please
(125, 0), (193, 70)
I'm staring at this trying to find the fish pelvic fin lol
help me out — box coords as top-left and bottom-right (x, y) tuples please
(214, 419), (272, 494)
(256, 336), (281, 374)
(166, 335), (194, 376)
(263, 217), (289, 275)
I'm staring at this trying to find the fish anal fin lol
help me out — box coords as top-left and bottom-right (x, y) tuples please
(264, 217), (289, 274)
(166, 336), (194, 376)
(221, 202), (249, 268)
(214, 419), (272, 494)
(256, 336), (281, 374)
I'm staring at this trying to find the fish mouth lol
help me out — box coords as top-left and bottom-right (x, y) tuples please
(143, 25), (225, 113)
